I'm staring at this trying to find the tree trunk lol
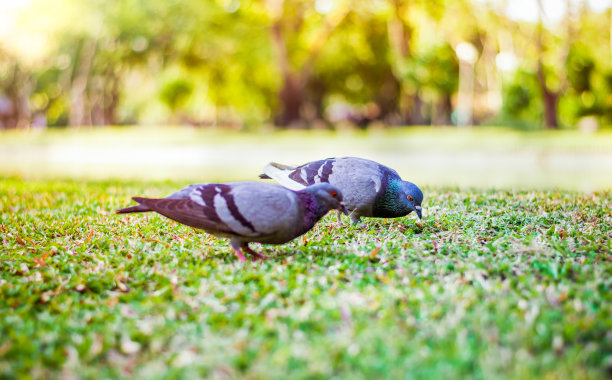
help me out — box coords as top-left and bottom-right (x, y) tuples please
(387, 0), (424, 125)
(535, 0), (559, 129)
(536, 39), (559, 129)
(409, 92), (425, 125)
(540, 78), (559, 129)
(375, 71), (401, 123)
(274, 72), (304, 127)
(3, 64), (33, 129)
(69, 41), (97, 127)
(268, 1), (348, 127)
(270, 14), (305, 128)
(432, 94), (452, 126)
(103, 73), (120, 125)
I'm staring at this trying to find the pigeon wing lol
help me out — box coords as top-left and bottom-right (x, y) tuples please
(132, 196), (234, 234)
(262, 159), (336, 190)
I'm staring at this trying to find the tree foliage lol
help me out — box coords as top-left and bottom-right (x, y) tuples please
(0, 0), (610, 129)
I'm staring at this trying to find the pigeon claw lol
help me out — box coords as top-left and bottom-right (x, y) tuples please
(232, 248), (248, 262)
(243, 245), (270, 261)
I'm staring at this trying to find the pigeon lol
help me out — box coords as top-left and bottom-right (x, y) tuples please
(260, 157), (423, 224)
(116, 181), (347, 262)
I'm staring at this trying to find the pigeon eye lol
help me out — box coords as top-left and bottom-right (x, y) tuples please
(330, 191), (338, 197)
(408, 195), (414, 201)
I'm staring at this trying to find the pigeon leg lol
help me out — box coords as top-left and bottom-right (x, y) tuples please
(349, 214), (362, 225)
(230, 239), (248, 262)
(242, 244), (270, 261)
(347, 213), (367, 228)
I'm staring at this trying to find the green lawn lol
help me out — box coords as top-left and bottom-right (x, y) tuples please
(1, 177), (610, 379)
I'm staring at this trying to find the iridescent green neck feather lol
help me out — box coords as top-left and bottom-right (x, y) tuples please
(373, 180), (412, 218)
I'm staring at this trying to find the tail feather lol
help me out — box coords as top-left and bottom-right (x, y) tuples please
(261, 162), (305, 191)
(260, 162), (293, 179)
(116, 197), (153, 214)
(269, 162), (295, 170)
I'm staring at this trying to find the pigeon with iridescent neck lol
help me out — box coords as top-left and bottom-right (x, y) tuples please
(260, 157), (423, 224)
(117, 182), (347, 262)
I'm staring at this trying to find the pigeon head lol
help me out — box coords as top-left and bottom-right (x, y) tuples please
(303, 183), (348, 215)
(400, 181), (423, 219)
(373, 179), (423, 219)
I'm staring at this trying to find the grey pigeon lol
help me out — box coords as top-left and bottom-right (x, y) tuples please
(117, 182), (346, 262)
(260, 157), (423, 224)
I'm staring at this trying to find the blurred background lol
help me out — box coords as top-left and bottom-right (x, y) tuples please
(0, 0), (611, 190)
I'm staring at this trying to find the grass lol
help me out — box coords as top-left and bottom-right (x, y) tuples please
(1, 177), (610, 379)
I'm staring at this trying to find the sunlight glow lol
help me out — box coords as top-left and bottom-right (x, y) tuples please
(495, 52), (518, 72)
(587, 0), (612, 12)
(477, 0), (611, 24)
(315, 0), (334, 15)
(0, 0), (31, 10)
(455, 42), (478, 64)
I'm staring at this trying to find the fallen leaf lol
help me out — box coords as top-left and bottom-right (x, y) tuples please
(83, 229), (94, 244)
(370, 247), (381, 258)
(33, 250), (55, 267)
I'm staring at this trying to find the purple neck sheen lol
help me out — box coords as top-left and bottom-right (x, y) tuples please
(295, 191), (326, 232)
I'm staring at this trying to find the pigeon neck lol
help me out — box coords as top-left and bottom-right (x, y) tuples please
(296, 192), (328, 232)
(373, 179), (411, 217)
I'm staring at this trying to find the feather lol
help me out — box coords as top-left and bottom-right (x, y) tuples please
(262, 163), (306, 190)
(116, 204), (151, 214)
(132, 197), (233, 233)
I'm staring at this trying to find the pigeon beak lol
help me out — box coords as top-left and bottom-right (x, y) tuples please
(339, 202), (349, 215)
(415, 205), (422, 220)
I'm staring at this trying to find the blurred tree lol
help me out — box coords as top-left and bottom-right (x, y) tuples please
(604, 71), (612, 123)
(315, 6), (399, 126)
(160, 77), (194, 122)
(265, 0), (351, 127)
(566, 46), (594, 94)
(1, 0), (611, 128)
(386, 0), (424, 124)
(534, 0), (574, 129)
(0, 49), (34, 129)
(535, 17), (560, 128)
(421, 43), (458, 125)
(501, 70), (541, 126)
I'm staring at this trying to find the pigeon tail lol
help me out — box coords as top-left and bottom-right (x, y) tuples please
(269, 162), (295, 170)
(260, 162), (295, 179)
(115, 197), (153, 214)
(261, 162), (305, 191)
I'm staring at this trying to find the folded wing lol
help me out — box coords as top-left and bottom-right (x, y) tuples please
(262, 159), (336, 190)
(132, 196), (234, 234)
